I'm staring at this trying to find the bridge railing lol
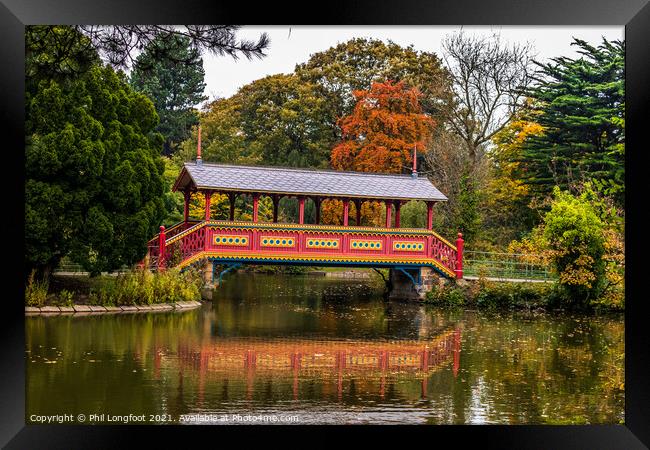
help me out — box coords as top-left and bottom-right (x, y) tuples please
(145, 220), (201, 270)
(462, 251), (555, 281)
(149, 220), (460, 277)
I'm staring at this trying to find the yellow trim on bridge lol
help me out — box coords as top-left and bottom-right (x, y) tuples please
(175, 250), (457, 278)
(163, 220), (457, 249)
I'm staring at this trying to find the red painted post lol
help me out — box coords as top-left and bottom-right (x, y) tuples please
(455, 233), (464, 279)
(342, 199), (349, 226)
(385, 200), (392, 228)
(395, 201), (401, 228)
(253, 193), (260, 223)
(298, 196), (305, 224)
(204, 190), (211, 221)
(355, 200), (362, 226)
(426, 201), (433, 230)
(158, 225), (166, 271)
(183, 191), (191, 224)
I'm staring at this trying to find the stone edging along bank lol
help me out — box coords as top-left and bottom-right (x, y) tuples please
(25, 300), (203, 315)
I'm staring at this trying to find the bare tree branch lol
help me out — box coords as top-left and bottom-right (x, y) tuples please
(442, 30), (536, 167)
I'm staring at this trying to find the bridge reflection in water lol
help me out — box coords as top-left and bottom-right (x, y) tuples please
(154, 329), (461, 403)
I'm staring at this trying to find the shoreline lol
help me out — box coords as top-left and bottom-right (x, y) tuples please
(25, 300), (203, 315)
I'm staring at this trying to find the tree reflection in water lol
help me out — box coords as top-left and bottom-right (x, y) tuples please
(26, 273), (624, 424)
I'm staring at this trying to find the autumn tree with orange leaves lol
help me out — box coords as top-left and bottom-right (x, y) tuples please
(322, 81), (435, 225)
(331, 80), (434, 173)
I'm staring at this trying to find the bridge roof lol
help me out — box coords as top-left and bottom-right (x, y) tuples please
(173, 162), (448, 202)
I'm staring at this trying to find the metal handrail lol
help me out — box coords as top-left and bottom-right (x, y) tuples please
(463, 250), (555, 280)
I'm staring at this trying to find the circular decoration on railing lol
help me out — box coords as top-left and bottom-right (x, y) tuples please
(349, 239), (382, 250)
(261, 236), (296, 248)
(306, 238), (340, 249)
(213, 235), (249, 247)
(393, 241), (424, 252)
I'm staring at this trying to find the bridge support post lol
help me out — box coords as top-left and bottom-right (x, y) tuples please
(253, 193), (260, 223)
(387, 267), (439, 301)
(204, 190), (212, 221)
(200, 260), (216, 300)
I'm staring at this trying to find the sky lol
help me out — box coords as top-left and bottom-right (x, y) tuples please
(200, 25), (624, 102)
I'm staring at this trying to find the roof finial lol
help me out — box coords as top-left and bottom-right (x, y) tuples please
(411, 145), (417, 178)
(196, 125), (203, 165)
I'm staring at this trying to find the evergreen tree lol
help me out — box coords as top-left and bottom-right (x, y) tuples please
(522, 38), (625, 205)
(130, 35), (208, 155)
(25, 27), (167, 277)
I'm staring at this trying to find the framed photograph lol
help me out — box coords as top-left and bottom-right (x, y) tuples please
(1, 0), (648, 447)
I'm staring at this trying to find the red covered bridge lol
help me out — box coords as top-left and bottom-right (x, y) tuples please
(146, 148), (463, 299)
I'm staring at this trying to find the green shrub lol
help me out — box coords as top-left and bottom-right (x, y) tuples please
(25, 270), (49, 307)
(57, 289), (74, 307)
(91, 268), (203, 305)
(475, 281), (552, 309)
(425, 283), (467, 307)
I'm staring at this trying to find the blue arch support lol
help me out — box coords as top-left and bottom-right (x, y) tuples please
(395, 266), (422, 290)
(217, 262), (242, 285)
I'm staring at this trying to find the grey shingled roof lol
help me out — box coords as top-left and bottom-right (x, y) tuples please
(175, 162), (447, 202)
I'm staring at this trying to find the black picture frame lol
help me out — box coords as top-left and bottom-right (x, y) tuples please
(1, 1), (648, 447)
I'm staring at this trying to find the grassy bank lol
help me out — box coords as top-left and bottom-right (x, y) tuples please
(25, 268), (202, 307)
(425, 278), (624, 312)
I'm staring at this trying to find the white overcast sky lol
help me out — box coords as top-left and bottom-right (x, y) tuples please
(200, 25), (624, 102)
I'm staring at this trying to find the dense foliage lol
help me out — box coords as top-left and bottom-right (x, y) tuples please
(178, 74), (334, 168)
(25, 26), (167, 277)
(521, 39), (625, 205)
(508, 185), (624, 309)
(130, 34), (208, 155)
(331, 80), (434, 173)
(295, 38), (453, 124)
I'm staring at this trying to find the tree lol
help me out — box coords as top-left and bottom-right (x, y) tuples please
(323, 81), (434, 225)
(296, 38), (453, 131)
(437, 31), (534, 244)
(521, 38), (625, 205)
(542, 188), (606, 307)
(442, 31), (535, 166)
(481, 107), (543, 246)
(130, 34), (208, 155)
(331, 80), (434, 173)
(180, 74), (335, 169)
(41, 25), (269, 70)
(176, 98), (255, 166)
(237, 74), (336, 168)
(26, 26), (101, 94)
(508, 185), (621, 308)
(26, 30), (166, 277)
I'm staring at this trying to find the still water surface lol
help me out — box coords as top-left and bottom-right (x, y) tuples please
(26, 273), (624, 424)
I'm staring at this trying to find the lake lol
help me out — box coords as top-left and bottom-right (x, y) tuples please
(26, 273), (624, 425)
